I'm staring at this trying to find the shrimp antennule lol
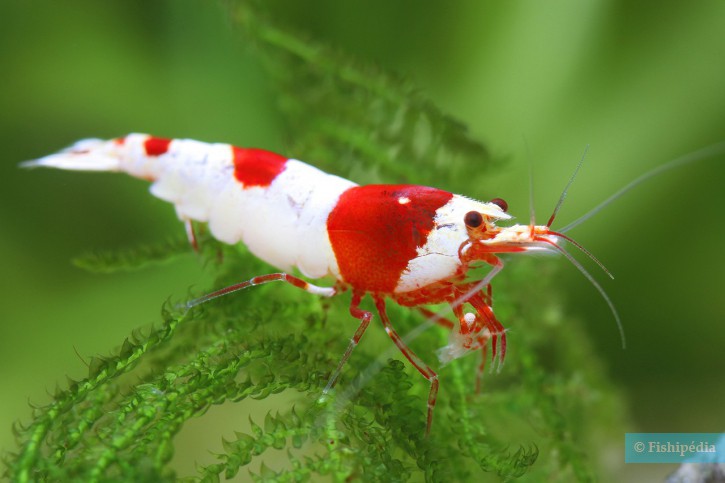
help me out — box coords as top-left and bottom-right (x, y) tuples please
(536, 236), (626, 349)
(526, 145), (624, 347)
(546, 145), (589, 228)
(544, 230), (613, 280)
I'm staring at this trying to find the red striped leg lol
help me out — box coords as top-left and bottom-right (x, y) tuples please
(466, 291), (506, 366)
(475, 335), (490, 393)
(484, 282), (493, 307)
(451, 303), (470, 335)
(185, 273), (337, 309)
(183, 219), (199, 252)
(374, 295), (439, 436)
(323, 291), (373, 393)
(450, 303), (490, 392)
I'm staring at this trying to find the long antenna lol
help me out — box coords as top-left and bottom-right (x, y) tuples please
(560, 141), (725, 233)
(547, 145), (589, 228)
(548, 230), (614, 279)
(538, 237), (626, 349)
(523, 136), (537, 229)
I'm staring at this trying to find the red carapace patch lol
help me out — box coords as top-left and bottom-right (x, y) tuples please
(144, 137), (172, 156)
(327, 185), (454, 293)
(232, 147), (288, 188)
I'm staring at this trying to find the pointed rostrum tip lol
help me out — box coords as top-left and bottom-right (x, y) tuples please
(18, 159), (44, 169)
(18, 138), (121, 172)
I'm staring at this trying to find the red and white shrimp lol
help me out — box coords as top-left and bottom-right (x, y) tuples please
(25, 133), (722, 434)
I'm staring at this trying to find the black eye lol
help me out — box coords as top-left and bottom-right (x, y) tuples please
(490, 197), (508, 212)
(464, 211), (483, 228)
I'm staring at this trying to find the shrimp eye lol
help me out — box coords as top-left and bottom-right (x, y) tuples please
(490, 197), (508, 212)
(464, 211), (483, 228)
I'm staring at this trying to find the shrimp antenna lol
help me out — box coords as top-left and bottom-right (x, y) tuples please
(528, 150), (537, 229)
(537, 237), (626, 349)
(560, 141), (725, 234)
(521, 135), (537, 228)
(547, 230), (614, 279)
(547, 144), (589, 228)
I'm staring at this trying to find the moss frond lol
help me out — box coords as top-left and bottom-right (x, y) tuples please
(71, 236), (192, 273)
(71, 225), (218, 273)
(225, 0), (496, 189)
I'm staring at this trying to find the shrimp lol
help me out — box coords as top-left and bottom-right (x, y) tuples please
(23, 134), (725, 434)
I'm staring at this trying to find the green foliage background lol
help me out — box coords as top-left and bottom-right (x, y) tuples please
(1, 1), (724, 481)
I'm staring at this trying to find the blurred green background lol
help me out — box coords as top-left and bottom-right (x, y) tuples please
(1, 1), (724, 480)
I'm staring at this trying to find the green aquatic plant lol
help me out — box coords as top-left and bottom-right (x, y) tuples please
(5, 2), (626, 481)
